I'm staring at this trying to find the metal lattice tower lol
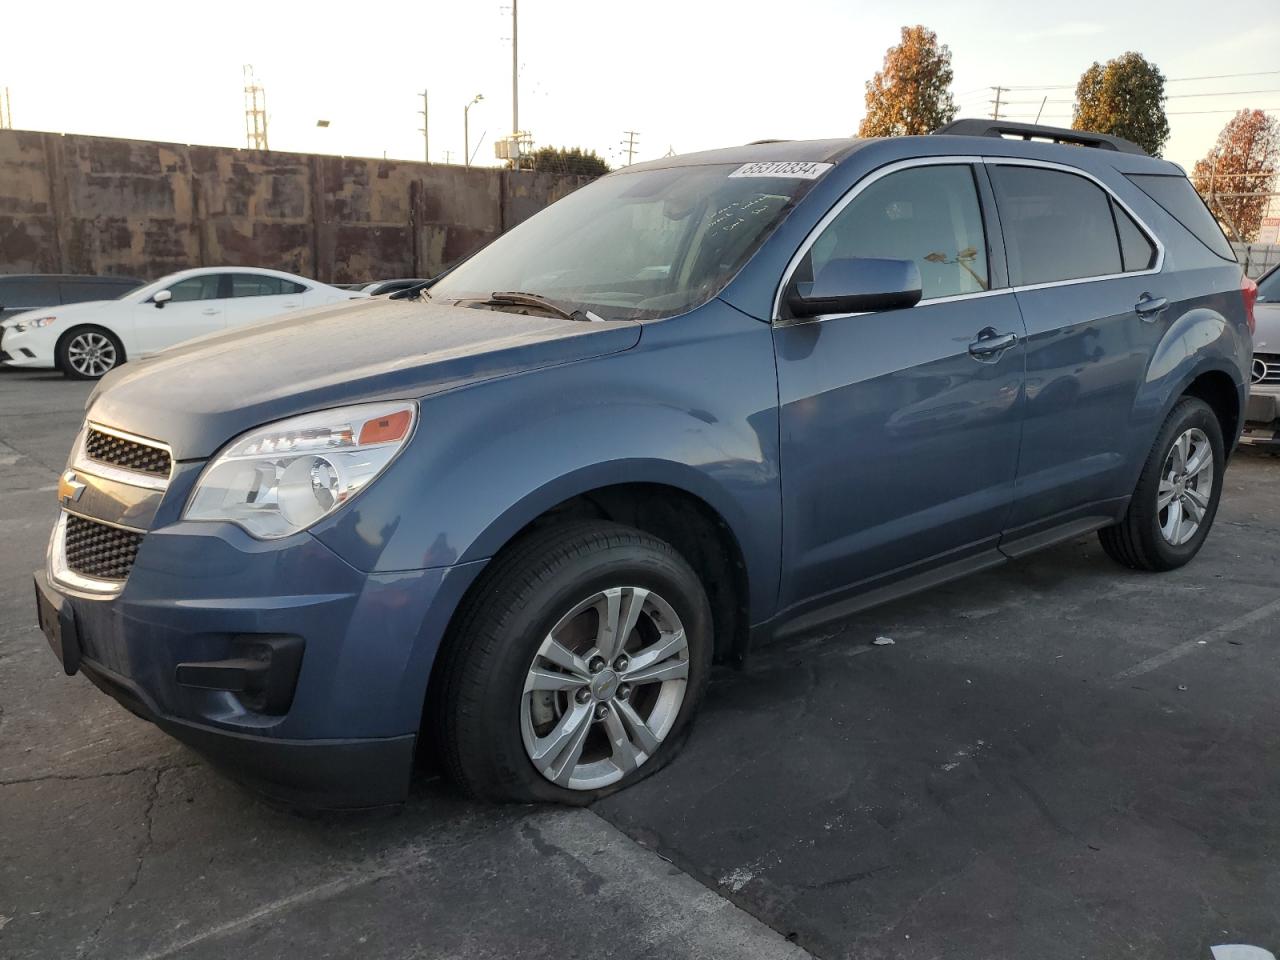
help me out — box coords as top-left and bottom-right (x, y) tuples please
(243, 65), (269, 151)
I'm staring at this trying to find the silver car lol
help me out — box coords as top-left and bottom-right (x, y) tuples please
(1243, 264), (1280, 446)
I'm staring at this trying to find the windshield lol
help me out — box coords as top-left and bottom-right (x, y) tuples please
(429, 163), (824, 320)
(1259, 266), (1280, 303)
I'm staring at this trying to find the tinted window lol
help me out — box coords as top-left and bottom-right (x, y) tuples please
(1127, 173), (1236, 261)
(800, 164), (989, 301)
(230, 274), (306, 297)
(991, 166), (1122, 285)
(59, 280), (140, 304)
(166, 275), (222, 302)
(1255, 266), (1279, 303)
(1112, 201), (1157, 272)
(0, 278), (59, 309)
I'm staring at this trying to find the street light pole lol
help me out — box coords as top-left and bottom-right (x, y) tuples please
(464, 94), (484, 168)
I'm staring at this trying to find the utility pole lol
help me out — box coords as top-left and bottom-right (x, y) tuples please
(511, 0), (519, 138)
(418, 89), (430, 163)
(989, 86), (1005, 121)
(243, 65), (269, 150)
(621, 130), (640, 166)
(0, 88), (11, 129)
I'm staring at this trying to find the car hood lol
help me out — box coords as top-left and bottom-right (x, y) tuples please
(88, 298), (642, 459)
(0, 299), (118, 328)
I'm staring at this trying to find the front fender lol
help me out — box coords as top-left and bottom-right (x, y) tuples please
(310, 300), (783, 623)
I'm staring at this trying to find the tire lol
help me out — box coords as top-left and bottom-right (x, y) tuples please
(436, 520), (714, 805)
(1099, 397), (1225, 571)
(56, 326), (125, 380)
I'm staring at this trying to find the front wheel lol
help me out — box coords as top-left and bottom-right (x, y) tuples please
(57, 326), (124, 380)
(1099, 396), (1225, 571)
(436, 521), (713, 804)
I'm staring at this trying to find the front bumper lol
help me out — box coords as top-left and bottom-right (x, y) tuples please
(37, 513), (487, 808)
(0, 329), (55, 368)
(1242, 385), (1280, 446)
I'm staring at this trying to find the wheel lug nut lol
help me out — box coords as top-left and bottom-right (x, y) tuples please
(595, 704), (610, 720)
(575, 688), (591, 704)
(618, 685), (631, 701)
(614, 655), (629, 671)
(589, 656), (605, 674)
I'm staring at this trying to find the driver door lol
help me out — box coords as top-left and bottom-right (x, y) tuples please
(133, 274), (228, 355)
(773, 162), (1027, 612)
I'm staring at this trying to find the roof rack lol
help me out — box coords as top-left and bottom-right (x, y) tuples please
(932, 119), (1147, 156)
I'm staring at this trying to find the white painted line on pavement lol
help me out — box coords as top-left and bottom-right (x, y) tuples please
(1111, 596), (1280, 682)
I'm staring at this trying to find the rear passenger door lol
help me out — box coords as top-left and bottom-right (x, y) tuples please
(987, 161), (1165, 537)
(225, 274), (308, 329)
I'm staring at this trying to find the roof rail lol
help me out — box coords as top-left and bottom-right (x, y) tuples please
(932, 119), (1147, 156)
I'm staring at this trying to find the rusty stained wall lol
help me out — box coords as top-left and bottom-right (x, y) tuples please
(0, 129), (592, 283)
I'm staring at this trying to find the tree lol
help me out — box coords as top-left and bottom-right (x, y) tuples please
(1191, 109), (1280, 242)
(858, 26), (957, 138)
(1073, 52), (1169, 156)
(530, 146), (610, 177)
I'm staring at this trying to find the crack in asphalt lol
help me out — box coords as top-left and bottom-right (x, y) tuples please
(0, 761), (198, 788)
(75, 767), (164, 959)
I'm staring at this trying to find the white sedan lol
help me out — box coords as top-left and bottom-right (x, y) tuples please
(0, 267), (364, 379)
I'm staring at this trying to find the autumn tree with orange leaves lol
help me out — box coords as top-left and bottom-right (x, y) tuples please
(859, 26), (957, 138)
(1191, 109), (1280, 242)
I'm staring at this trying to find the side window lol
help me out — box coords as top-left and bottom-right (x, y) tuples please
(1127, 173), (1236, 261)
(990, 166), (1123, 286)
(230, 274), (306, 297)
(0, 278), (60, 309)
(800, 164), (989, 301)
(1112, 201), (1156, 272)
(166, 275), (222, 302)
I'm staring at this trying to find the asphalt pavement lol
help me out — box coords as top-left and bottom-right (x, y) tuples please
(1, 366), (1278, 960)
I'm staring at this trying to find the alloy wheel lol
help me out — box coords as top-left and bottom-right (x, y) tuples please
(1158, 426), (1213, 546)
(520, 586), (689, 790)
(66, 333), (117, 378)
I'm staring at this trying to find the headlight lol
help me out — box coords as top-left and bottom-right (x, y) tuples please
(185, 401), (417, 539)
(12, 316), (56, 332)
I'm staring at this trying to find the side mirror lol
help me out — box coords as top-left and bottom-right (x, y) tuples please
(152, 289), (172, 309)
(785, 257), (922, 319)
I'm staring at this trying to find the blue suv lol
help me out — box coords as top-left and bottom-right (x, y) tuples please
(36, 121), (1255, 808)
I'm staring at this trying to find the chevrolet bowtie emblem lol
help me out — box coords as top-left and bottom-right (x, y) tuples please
(58, 470), (86, 505)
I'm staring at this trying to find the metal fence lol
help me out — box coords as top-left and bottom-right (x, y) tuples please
(1233, 243), (1279, 278)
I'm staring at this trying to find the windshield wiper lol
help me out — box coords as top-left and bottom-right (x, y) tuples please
(481, 291), (604, 322)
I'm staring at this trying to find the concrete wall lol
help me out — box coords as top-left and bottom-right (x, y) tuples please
(0, 130), (592, 283)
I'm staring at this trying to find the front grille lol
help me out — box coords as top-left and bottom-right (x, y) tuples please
(1254, 354), (1280, 386)
(85, 428), (171, 477)
(64, 514), (143, 581)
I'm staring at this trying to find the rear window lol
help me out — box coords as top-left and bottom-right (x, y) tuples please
(0, 278), (59, 309)
(1127, 173), (1236, 262)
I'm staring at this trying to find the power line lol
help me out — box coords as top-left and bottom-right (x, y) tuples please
(990, 70), (1280, 93)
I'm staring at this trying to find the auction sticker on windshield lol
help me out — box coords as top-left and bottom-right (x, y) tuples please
(728, 161), (833, 179)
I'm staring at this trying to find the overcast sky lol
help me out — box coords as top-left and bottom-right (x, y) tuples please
(4, 0), (1278, 172)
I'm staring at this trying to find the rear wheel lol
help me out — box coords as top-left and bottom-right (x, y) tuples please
(57, 326), (124, 380)
(1099, 397), (1224, 571)
(436, 521), (713, 804)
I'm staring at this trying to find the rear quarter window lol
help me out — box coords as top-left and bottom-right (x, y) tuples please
(1126, 173), (1237, 262)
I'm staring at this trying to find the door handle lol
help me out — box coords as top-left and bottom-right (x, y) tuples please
(1135, 294), (1168, 320)
(968, 328), (1019, 358)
